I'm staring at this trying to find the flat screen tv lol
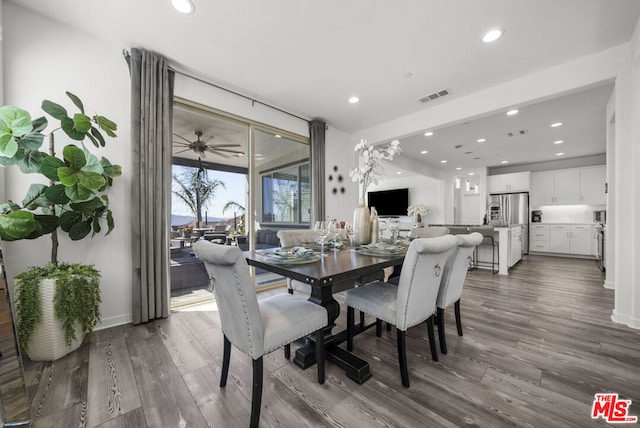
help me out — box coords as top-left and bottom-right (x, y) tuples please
(367, 188), (409, 216)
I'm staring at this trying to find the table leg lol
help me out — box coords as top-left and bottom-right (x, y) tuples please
(293, 281), (373, 384)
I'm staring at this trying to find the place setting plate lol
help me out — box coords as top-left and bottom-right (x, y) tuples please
(354, 243), (407, 257)
(257, 247), (322, 265)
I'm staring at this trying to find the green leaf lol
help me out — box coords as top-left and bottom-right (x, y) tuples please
(0, 151), (19, 167)
(60, 211), (82, 232)
(33, 214), (59, 234)
(16, 130), (45, 151)
(17, 150), (47, 174)
(0, 210), (37, 241)
(57, 167), (79, 186)
(92, 215), (101, 235)
(90, 127), (106, 147)
(66, 91), (84, 114)
(73, 113), (91, 133)
(80, 146), (103, 174)
(70, 198), (104, 216)
(31, 116), (48, 133)
(78, 171), (106, 190)
(61, 117), (84, 141)
(86, 132), (99, 148)
(44, 184), (70, 204)
(0, 106), (33, 137)
(93, 115), (117, 137)
(0, 134), (18, 158)
(41, 100), (68, 120)
(65, 182), (93, 201)
(40, 156), (65, 181)
(69, 219), (92, 240)
(106, 209), (114, 235)
(63, 145), (86, 169)
(22, 184), (50, 210)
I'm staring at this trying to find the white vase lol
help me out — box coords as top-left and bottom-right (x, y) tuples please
(353, 200), (371, 245)
(25, 278), (84, 361)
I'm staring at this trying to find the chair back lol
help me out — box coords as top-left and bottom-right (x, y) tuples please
(396, 235), (458, 330)
(277, 229), (316, 247)
(437, 232), (483, 309)
(409, 226), (450, 238)
(193, 240), (264, 359)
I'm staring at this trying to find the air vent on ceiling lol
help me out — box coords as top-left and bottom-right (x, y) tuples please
(507, 129), (528, 137)
(419, 88), (451, 103)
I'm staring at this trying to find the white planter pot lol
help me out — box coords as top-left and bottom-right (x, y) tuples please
(26, 278), (83, 361)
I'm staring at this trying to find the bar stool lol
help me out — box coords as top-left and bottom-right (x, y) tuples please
(468, 227), (498, 274)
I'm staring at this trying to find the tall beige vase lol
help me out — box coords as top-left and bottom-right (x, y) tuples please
(353, 200), (371, 245)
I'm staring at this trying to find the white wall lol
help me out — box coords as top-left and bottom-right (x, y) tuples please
(368, 172), (444, 225)
(325, 125), (357, 222)
(2, 3), (132, 328)
(611, 15), (640, 329)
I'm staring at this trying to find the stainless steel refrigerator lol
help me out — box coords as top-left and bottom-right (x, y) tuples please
(488, 192), (529, 254)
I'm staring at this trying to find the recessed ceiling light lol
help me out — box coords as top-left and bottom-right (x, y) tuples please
(477, 138), (486, 143)
(348, 96), (360, 104)
(556, 152), (565, 156)
(420, 150), (428, 154)
(554, 140), (564, 144)
(424, 131), (434, 137)
(171, 0), (195, 14)
(468, 172), (475, 176)
(440, 160), (447, 164)
(482, 28), (504, 43)
(396, 171), (402, 175)
(501, 160), (509, 164)
(551, 122), (563, 127)
(506, 109), (519, 116)
(456, 167), (462, 171)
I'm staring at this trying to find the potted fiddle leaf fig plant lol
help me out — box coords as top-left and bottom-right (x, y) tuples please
(0, 91), (121, 360)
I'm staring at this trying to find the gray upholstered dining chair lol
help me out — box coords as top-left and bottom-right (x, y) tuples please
(436, 232), (483, 354)
(193, 240), (328, 428)
(408, 226), (450, 238)
(276, 229), (317, 295)
(345, 235), (458, 388)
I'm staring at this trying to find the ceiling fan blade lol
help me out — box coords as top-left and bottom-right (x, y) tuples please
(209, 148), (245, 155)
(173, 133), (193, 144)
(207, 144), (242, 148)
(201, 135), (213, 143)
(173, 141), (191, 147)
(175, 148), (192, 154)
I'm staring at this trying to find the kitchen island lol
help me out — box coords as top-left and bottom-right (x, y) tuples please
(429, 224), (524, 275)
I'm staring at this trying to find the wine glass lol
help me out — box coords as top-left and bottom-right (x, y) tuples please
(389, 218), (400, 241)
(314, 220), (329, 253)
(379, 219), (387, 241)
(343, 221), (355, 246)
(327, 220), (341, 249)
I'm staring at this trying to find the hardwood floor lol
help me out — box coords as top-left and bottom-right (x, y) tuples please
(23, 255), (640, 427)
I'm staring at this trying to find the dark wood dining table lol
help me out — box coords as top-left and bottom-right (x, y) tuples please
(244, 246), (405, 384)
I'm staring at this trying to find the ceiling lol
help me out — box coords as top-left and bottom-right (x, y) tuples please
(11, 0), (640, 171)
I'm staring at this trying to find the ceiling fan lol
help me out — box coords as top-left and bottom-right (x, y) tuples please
(173, 130), (244, 159)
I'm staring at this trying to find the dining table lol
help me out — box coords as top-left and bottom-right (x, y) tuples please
(244, 244), (406, 384)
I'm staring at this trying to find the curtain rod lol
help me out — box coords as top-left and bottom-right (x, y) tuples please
(122, 49), (310, 124)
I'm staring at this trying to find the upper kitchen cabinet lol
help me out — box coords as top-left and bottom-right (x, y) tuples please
(579, 165), (606, 205)
(531, 165), (605, 207)
(488, 172), (531, 194)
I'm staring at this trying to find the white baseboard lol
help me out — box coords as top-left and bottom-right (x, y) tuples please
(604, 279), (615, 289)
(611, 309), (630, 326)
(96, 313), (133, 331)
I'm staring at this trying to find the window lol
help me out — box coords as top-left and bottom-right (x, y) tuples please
(261, 162), (310, 224)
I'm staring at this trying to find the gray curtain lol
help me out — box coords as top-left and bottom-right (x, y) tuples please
(127, 48), (174, 324)
(310, 119), (326, 224)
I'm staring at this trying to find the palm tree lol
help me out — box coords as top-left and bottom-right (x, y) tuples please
(173, 165), (226, 228)
(223, 201), (245, 233)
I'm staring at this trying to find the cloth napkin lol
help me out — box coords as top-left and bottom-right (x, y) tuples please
(270, 246), (314, 259)
(360, 243), (404, 252)
(316, 238), (345, 249)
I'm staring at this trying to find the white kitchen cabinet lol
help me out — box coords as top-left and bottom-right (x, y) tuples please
(549, 225), (571, 253)
(531, 166), (602, 207)
(509, 226), (522, 267)
(554, 169), (580, 204)
(488, 172), (531, 194)
(579, 165), (606, 204)
(570, 225), (593, 255)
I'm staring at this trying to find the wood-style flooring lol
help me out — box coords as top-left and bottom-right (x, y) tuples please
(23, 255), (640, 427)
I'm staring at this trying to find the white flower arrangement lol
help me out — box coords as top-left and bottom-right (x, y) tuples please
(349, 138), (401, 199)
(407, 203), (430, 217)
